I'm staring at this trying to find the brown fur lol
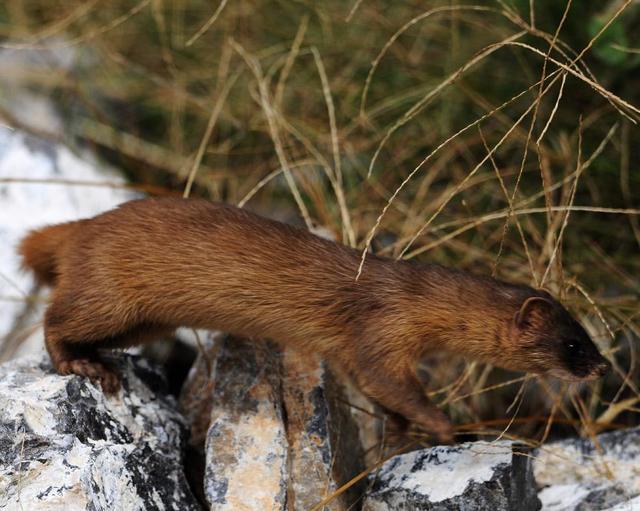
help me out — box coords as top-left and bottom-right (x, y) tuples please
(19, 221), (84, 286)
(19, 197), (610, 443)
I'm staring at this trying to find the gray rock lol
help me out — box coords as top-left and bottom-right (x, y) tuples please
(0, 354), (199, 511)
(340, 377), (382, 467)
(534, 426), (640, 511)
(281, 349), (364, 510)
(203, 335), (289, 511)
(363, 441), (540, 511)
(179, 331), (220, 450)
(282, 350), (364, 511)
(184, 336), (366, 510)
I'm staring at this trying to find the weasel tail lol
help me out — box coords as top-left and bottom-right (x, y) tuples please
(19, 221), (82, 286)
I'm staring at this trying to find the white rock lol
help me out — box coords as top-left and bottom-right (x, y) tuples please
(535, 426), (640, 511)
(0, 354), (199, 511)
(601, 495), (640, 511)
(363, 441), (540, 510)
(0, 126), (135, 359)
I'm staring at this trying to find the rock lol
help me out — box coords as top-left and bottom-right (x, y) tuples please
(178, 331), (220, 505)
(534, 426), (640, 511)
(0, 126), (135, 361)
(183, 336), (367, 510)
(0, 40), (77, 136)
(0, 353), (199, 511)
(602, 495), (640, 511)
(363, 441), (539, 511)
(281, 349), (364, 510)
(179, 331), (221, 449)
(340, 378), (382, 467)
(203, 335), (288, 511)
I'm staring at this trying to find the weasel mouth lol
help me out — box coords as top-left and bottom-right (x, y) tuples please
(547, 364), (609, 382)
(547, 369), (586, 382)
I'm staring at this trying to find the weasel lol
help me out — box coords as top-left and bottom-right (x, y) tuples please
(19, 197), (610, 443)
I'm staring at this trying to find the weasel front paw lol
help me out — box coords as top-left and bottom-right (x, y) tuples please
(414, 410), (455, 445)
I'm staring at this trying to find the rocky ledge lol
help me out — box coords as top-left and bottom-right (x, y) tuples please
(2, 349), (640, 510)
(0, 336), (366, 511)
(0, 354), (199, 511)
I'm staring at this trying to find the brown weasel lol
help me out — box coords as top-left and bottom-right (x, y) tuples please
(19, 197), (609, 443)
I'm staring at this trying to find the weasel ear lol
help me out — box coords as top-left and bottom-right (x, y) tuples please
(514, 296), (554, 329)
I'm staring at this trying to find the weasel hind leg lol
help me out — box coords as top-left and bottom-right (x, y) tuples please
(57, 356), (120, 394)
(44, 301), (173, 393)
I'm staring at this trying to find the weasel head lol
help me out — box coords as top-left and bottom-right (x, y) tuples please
(508, 292), (610, 382)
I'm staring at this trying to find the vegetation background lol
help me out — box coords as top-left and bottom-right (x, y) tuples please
(1, 0), (639, 452)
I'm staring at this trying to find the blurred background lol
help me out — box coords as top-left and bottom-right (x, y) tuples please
(0, 0), (639, 448)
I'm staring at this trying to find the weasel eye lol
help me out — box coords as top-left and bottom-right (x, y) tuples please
(564, 340), (583, 354)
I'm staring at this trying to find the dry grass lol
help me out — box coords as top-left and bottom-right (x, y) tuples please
(1, 0), (639, 506)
